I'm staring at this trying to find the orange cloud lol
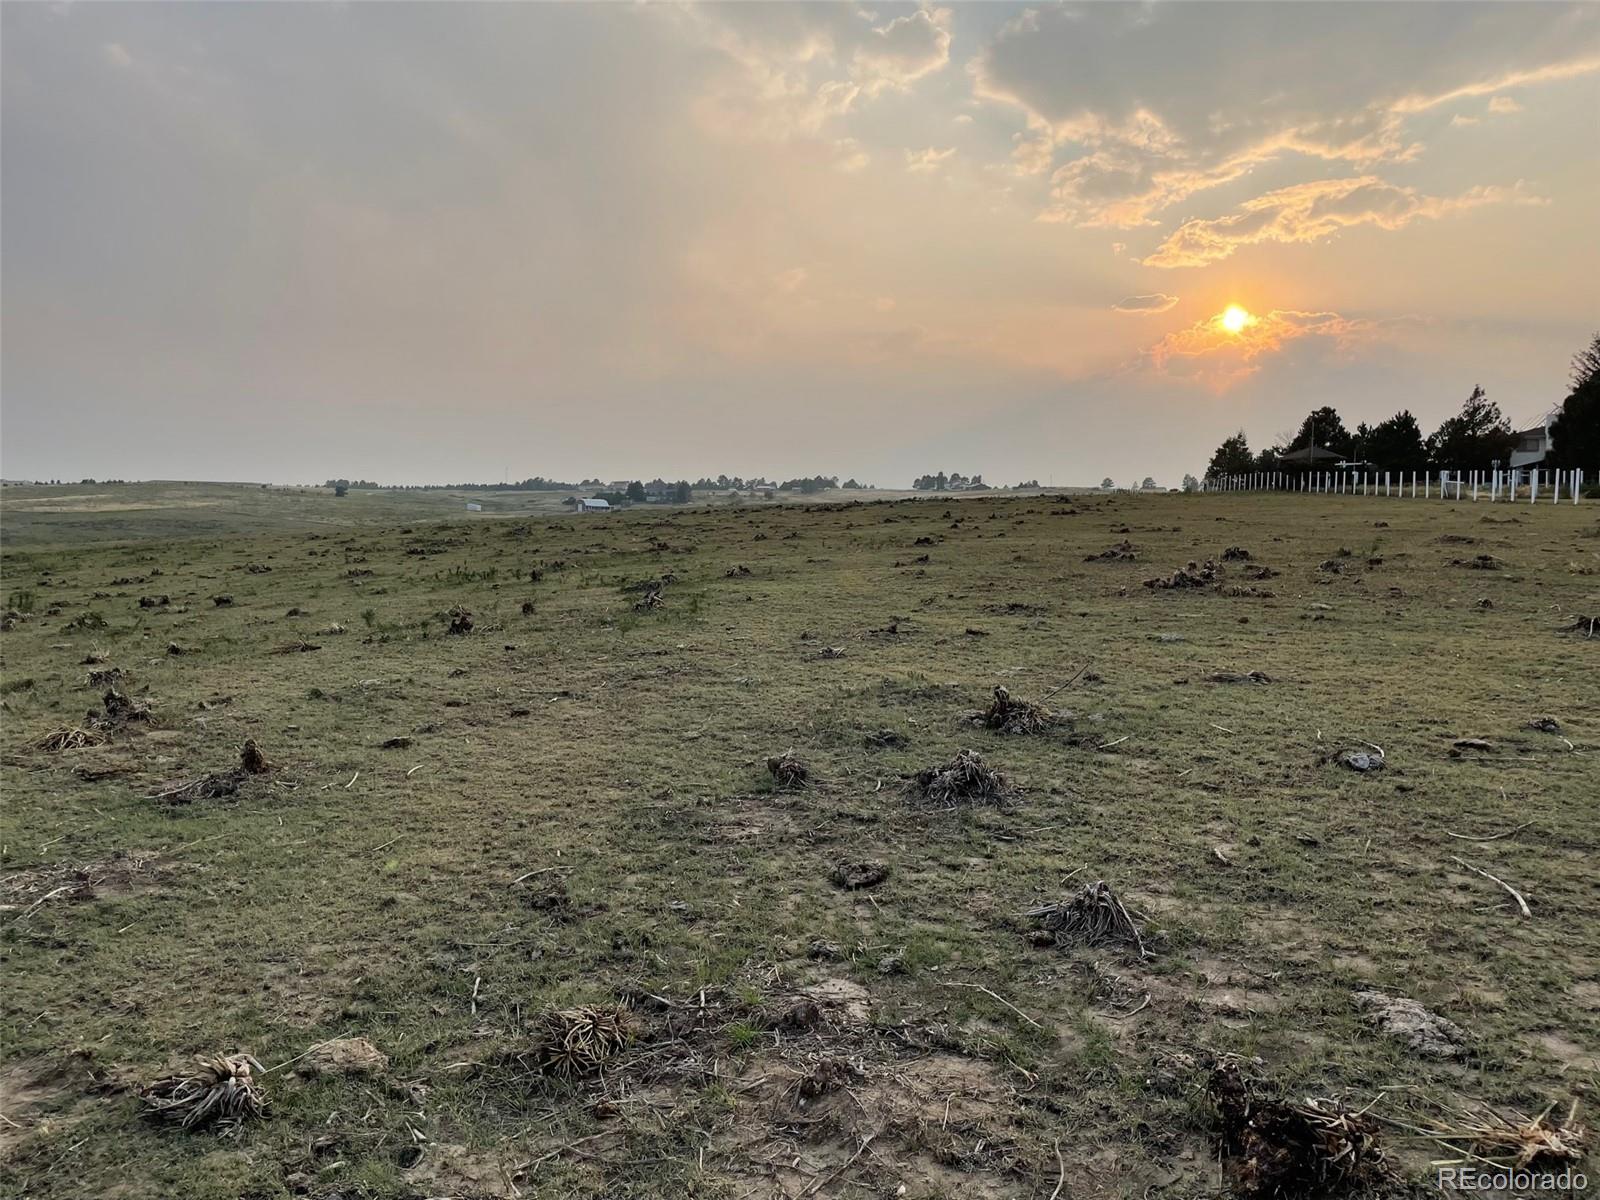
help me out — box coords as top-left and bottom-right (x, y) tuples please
(1143, 308), (1380, 388)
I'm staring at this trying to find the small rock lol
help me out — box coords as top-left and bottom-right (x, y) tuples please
(1354, 991), (1466, 1059)
(298, 1036), (389, 1077)
(1527, 716), (1561, 733)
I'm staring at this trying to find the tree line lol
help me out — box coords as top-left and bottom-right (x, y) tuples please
(1206, 333), (1599, 479)
(911, 471), (988, 491)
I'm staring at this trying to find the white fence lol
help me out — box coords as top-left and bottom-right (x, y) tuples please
(1205, 466), (1586, 503)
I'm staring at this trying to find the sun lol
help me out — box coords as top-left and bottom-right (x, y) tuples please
(1220, 304), (1255, 334)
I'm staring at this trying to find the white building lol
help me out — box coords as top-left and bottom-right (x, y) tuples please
(579, 498), (611, 513)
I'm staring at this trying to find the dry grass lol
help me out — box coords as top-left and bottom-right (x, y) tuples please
(1, 484), (1595, 1199)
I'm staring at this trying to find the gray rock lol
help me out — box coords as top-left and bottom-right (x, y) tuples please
(1355, 990), (1465, 1058)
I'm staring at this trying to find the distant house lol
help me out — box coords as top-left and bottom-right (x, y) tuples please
(579, 498), (611, 514)
(1510, 421), (1552, 469)
(465, 501), (483, 512)
(751, 484), (777, 496)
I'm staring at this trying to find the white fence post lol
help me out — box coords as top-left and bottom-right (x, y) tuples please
(1472, 472), (1478, 501)
(1553, 471), (1561, 504)
(1531, 469), (1538, 503)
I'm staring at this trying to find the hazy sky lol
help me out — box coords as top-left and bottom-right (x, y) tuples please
(3, 2), (1597, 487)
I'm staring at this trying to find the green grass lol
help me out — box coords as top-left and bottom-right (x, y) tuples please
(1, 486), (1596, 1198)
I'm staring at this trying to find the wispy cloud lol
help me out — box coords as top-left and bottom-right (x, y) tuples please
(972, 5), (1599, 231)
(1113, 293), (1178, 314)
(905, 146), (956, 173)
(1144, 177), (1546, 268)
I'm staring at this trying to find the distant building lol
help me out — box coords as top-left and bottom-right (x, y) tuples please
(1510, 419), (1554, 469)
(1278, 445), (1344, 469)
(465, 501), (483, 512)
(751, 484), (777, 496)
(579, 498), (611, 513)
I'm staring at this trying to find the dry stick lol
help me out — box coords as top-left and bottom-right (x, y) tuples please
(942, 982), (1043, 1029)
(1050, 1137), (1067, 1200)
(10, 885), (71, 925)
(511, 867), (567, 884)
(1446, 822), (1531, 843)
(261, 1031), (353, 1076)
(1449, 855), (1532, 918)
(145, 778), (204, 801)
(1111, 994), (1152, 1019)
(1040, 662), (1090, 702)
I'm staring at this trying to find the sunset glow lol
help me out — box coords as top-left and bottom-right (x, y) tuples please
(2, 2), (1596, 487)
(1220, 305), (1256, 334)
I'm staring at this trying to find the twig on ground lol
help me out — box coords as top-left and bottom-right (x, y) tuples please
(942, 981), (1043, 1029)
(1449, 855), (1532, 918)
(1445, 822), (1531, 843)
(1041, 662), (1089, 702)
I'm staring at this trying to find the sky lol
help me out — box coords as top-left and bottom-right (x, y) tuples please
(3, 1), (1597, 488)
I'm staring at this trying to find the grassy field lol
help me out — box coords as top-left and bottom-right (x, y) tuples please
(1, 484), (1596, 1199)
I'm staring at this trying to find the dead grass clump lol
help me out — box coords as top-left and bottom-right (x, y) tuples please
(447, 607), (473, 635)
(1413, 1100), (1588, 1171)
(766, 752), (810, 790)
(1526, 715), (1561, 733)
(831, 860), (889, 890)
(34, 725), (107, 753)
(271, 639), (321, 655)
(1221, 546), (1253, 561)
(138, 595), (169, 608)
(1145, 560), (1220, 589)
(522, 1006), (637, 1078)
(101, 686), (151, 725)
(790, 1053), (864, 1103)
(151, 769), (246, 804)
(1559, 614), (1596, 638)
(725, 564), (752, 577)
(909, 749), (1011, 808)
(1028, 880), (1148, 957)
(239, 739), (271, 775)
(1084, 539), (1137, 562)
(212, 595), (233, 607)
(1205, 670), (1271, 684)
(86, 667), (125, 688)
(864, 728), (908, 749)
(976, 685), (1053, 735)
(1208, 1060), (1387, 1198)
(140, 1053), (266, 1134)
(1451, 554), (1504, 570)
